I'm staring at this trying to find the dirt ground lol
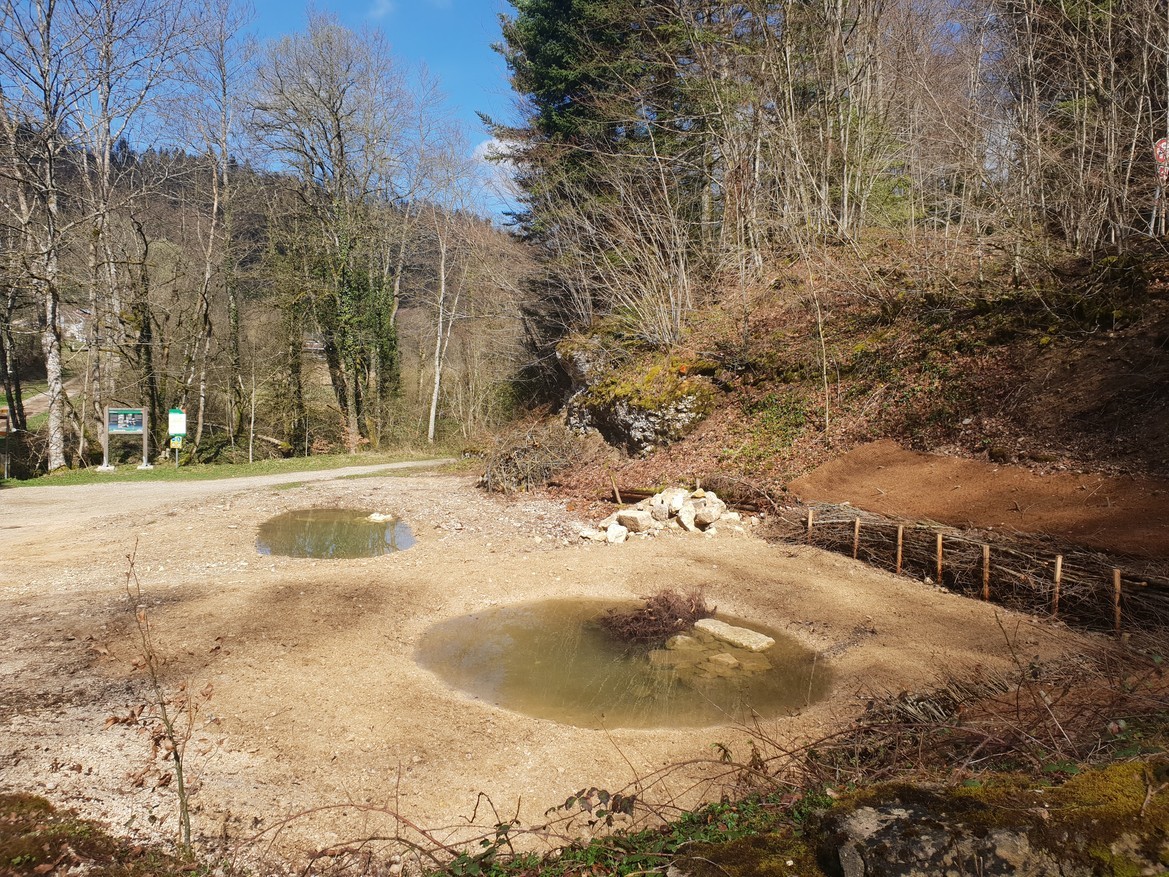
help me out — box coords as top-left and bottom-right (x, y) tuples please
(790, 440), (1169, 559)
(0, 461), (1101, 868)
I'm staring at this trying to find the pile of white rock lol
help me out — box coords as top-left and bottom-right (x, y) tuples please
(579, 486), (748, 544)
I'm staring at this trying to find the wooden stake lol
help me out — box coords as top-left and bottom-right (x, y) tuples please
(982, 544), (991, 601)
(1113, 569), (1122, 634)
(609, 472), (622, 505)
(935, 533), (943, 584)
(806, 508), (815, 542)
(895, 525), (904, 575)
(1053, 555), (1063, 616)
(852, 518), (861, 559)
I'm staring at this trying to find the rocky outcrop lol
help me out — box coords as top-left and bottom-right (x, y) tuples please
(557, 339), (714, 456)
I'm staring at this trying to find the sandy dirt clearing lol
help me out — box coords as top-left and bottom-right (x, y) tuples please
(0, 463), (1100, 866)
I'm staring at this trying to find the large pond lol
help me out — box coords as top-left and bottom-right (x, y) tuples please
(416, 599), (830, 729)
(256, 508), (414, 559)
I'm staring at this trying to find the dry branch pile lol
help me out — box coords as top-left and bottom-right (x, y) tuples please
(597, 589), (714, 647)
(480, 423), (583, 493)
(794, 645), (1169, 787)
(773, 503), (1169, 631)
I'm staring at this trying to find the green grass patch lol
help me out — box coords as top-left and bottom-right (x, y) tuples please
(0, 792), (207, 877)
(7, 451), (450, 488)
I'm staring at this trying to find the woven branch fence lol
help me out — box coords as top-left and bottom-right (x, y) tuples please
(776, 503), (1169, 632)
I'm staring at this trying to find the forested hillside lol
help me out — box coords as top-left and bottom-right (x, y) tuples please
(0, 4), (530, 474)
(483, 0), (1169, 489)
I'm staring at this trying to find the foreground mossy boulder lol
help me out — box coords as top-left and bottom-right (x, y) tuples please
(669, 760), (1168, 877)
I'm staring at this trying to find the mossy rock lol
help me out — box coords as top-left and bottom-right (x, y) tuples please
(813, 760), (1169, 877)
(567, 356), (717, 455)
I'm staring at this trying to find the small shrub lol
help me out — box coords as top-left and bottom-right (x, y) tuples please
(598, 589), (714, 648)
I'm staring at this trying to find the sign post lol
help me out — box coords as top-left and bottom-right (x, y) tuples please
(0, 407), (8, 480)
(168, 408), (187, 469)
(101, 407), (153, 471)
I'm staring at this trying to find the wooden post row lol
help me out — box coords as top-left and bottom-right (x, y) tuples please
(1052, 555), (1063, 616)
(982, 544), (991, 601)
(1113, 568), (1122, 634)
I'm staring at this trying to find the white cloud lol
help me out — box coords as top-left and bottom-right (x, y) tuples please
(368, 0), (395, 19)
(473, 137), (521, 213)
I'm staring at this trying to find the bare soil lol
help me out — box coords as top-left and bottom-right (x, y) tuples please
(0, 462), (1098, 867)
(790, 439), (1169, 559)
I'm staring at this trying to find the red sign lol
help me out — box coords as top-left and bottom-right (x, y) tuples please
(1156, 138), (1169, 181)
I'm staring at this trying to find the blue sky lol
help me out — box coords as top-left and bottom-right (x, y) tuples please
(248, 0), (519, 208)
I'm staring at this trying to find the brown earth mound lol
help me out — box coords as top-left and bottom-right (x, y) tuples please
(790, 439), (1169, 559)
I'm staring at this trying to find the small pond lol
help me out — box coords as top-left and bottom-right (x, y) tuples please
(256, 508), (414, 559)
(415, 599), (830, 729)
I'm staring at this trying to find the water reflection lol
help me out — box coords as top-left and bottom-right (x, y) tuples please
(256, 508), (414, 558)
(416, 599), (829, 729)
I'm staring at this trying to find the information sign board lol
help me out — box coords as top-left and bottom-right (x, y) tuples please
(170, 435), (183, 450)
(168, 408), (187, 436)
(0, 407), (8, 438)
(108, 408), (145, 434)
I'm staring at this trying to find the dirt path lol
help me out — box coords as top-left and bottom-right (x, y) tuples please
(790, 440), (1169, 559)
(0, 464), (1099, 867)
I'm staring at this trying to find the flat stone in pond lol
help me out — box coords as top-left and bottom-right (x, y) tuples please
(694, 618), (776, 652)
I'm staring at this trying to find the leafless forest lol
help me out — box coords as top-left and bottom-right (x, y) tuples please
(497, 0), (1169, 344)
(4, 0), (1168, 471)
(0, 1), (531, 472)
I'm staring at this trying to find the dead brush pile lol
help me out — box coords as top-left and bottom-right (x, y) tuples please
(480, 422), (583, 493)
(598, 589), (715, 648)
(740, 635), (1169, 794)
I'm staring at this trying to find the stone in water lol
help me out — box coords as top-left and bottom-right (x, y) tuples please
(694, 618), (775, 652)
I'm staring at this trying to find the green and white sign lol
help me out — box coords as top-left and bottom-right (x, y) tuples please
(168, 408), (187, 436)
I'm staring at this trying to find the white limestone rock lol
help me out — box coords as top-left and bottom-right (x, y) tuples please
(665, 487), (690, 512)
(606, 523), (629, 544)
(616, 509), (656, 533)
(708, 652), (740, 669)
(693, 492), (727, 527)
(694, 618), (775, 652)
(677, 501), (700, 532)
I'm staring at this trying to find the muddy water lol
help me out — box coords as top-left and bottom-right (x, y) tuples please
(416, 599), (830, 729)
(255, 508), (414, 558)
